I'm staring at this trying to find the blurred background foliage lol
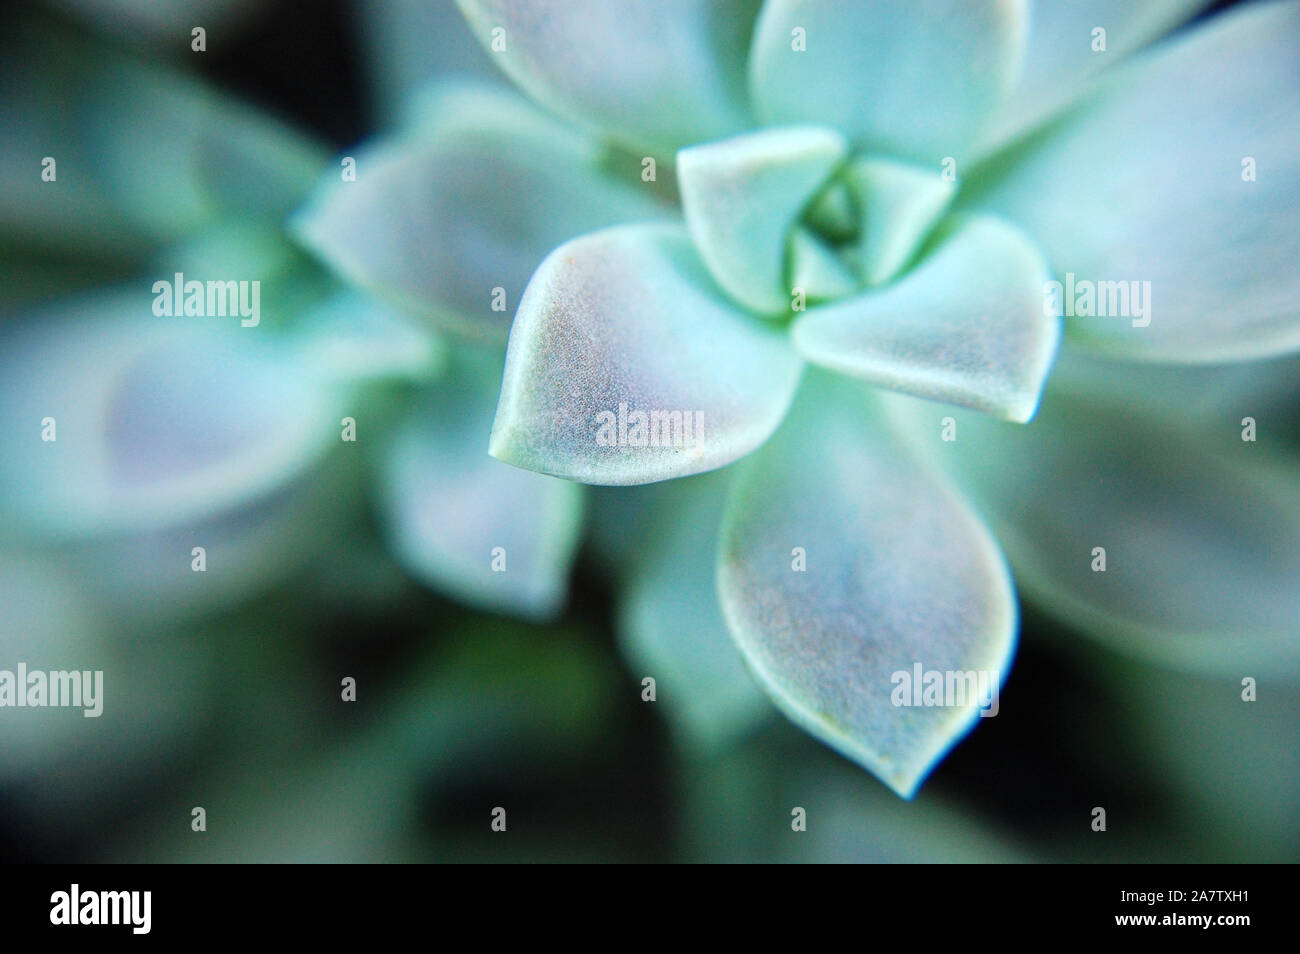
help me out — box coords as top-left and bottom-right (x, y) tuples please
(0, 0), (1296, 863)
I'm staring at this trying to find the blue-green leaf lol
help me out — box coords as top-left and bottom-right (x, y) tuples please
(379, 352), (584, 620)
(454, 0), (758, 153)
(717, 372), (1017, 797)
(491, 223), (804, 485)
(354, 0), (502, 125)
(292, 82), (669, 342)
(976, 0), (1214, 154)
(291, 289), (446, 384)
(0, 554), (213, 780)
(678, 125), (847, 315)
(792, 215), (1059, 422)
(788, 227), (859, 302)
(0, 290), (341, 537)
(842, 156), (956, 287)
(966, 1), (1300, 362)
(884, 379), (1300, 677)
(617, 471), (771, 751)
(0, 17), (327, 253)
(749, 0), (1026, 162)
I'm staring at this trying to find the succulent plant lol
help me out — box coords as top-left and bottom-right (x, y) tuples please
(293, 0), (1300, 795)
(1, 0), (1299, 861)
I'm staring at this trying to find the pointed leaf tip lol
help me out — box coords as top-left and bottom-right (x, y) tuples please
(717, 373), (1017, 796)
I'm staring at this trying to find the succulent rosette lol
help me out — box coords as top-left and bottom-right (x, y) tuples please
(296, 0), (1300, 796)
(1, 0), (1297, 822)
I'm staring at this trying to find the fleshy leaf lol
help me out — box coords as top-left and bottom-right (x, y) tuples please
(0, 16), (327, 253)
(193, 99), (330, 222)
(1048, 343), (1300, 434)
(749, 0), (1026, 162)
(0, 265), (353, 620)
(379, 353), (584, 620)
(292, 83), (669, 342)
(617, 471), (772, 751)
(717, 371), (1017, 797)
(355, 0), (502, 125)
(678, 125), (847, 316)
(291, 289), (446, 384)
(0, 290), (340, 537)
(454, 0), (758, 153)
(788, 227), (859, 302)
(966, 1), (1300, 362)
(57, 462), (354, 621)
(792, 215), (1059, 422)
(153, 221), (303, 294)
(0, 554), (212, 780)
(884, 382), (1300, 676)
(804, 178), (859, 243)
(843, 156), (957, 286)
(491, 223), (804, 485)
(147, 221), (339, 338)
(0, 556), (104, 771)
(976, 0), (1214, 154)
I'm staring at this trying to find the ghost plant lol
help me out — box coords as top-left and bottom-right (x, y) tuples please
(295, 0), (1300, 797)
(0, 12), (597, 632)
(4, 0), (1298, 805)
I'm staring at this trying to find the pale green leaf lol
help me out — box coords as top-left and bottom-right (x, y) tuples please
(491, 223), (804, 485)
(717, 372), (1017, 797)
